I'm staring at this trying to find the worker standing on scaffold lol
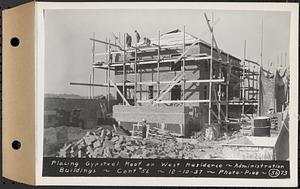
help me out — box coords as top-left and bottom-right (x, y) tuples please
(126, 33), (132, 48)
(134, 30), (141, 43)
(143, 37), (151, 46)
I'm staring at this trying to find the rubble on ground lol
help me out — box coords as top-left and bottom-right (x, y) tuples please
(57, 126), (221, 159)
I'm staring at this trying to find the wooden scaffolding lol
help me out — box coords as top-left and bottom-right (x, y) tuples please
(70, 14), (261, 126)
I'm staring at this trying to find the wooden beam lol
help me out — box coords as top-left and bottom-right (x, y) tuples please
(208, 13), (214, 125)
(204, 13), (222, 59)
(225, 55), (230, 120)
(182, 26), (186, 97)
(257, 67), (261, 116)
(123, 34), (126, 105)
(157, 30), (161, 96)
(184, 78), (224, 83)
(154, 73), (184, 102)
(211, 84), (226, 119)
(138, 99), (211, 103)
(210, 108), (219, 121)
(245, 59), (260, 66)
(110, 80), (130, 106)
(182, 25), (186, 130)
(217, 42), (222, 123)
(93, 65), (116, 70)
(92, 32), (95, 99)
(105, 38), (108, 99)
(70, 82), (114, 87)
(89, 74), (92, 99)
(108, 40), (111, 107)
(242, 40), (246, 116)
(96, 43), (185, 55)
(98, 78), (224, 87)
(105, 55), (211, 67)
(173, 38), (205, 66)
(134, 41), (138, 105)
(252, 66), (255, 100)
(156, 100), (210, 104)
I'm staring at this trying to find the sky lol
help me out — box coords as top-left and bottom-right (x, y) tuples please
(44, 9), (290, 97)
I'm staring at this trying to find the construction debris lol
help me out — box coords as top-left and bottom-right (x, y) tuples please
(57, 126), (222, 159)
(205, 123), (221, 140)
(132, 124), (175, 139)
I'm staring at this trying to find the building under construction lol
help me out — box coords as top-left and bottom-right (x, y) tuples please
(71, 15), (287, 137)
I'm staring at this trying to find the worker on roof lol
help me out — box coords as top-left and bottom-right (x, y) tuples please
(126, 33), (132, 48)
(143, 37), (151, 46)
(134, 30), (141, 43)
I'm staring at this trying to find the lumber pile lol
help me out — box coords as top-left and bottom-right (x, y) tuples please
(57, 126), (199, 159)
(132, 125), (174, 139)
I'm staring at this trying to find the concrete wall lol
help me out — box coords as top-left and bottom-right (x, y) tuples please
(113, 105), (188, 124)
(113, 105), (191, 136)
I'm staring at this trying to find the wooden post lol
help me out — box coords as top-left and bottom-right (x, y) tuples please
(108, 40), (111, 108)
(134, 41), (138, 105)
(157, 30), (160, 96)
(225, 54), (229, 121)
(92, 32), (95, 99)
(182, 26), (186, 134)
(110, 80), (130, 105)
(247, 70), (250, 101)
(252, 66), (255, 101)
(242, 40), (246, 116)
(123, 33), (126, 105)
(89, 74), (92, 99)
(217, 57), (221, 123)
(260, 18), (264, 68)
(208, 14), (214, 125)
(182, 27), (186, 104)
(257, 66), (261, 116)
(105, 38), (108, 100)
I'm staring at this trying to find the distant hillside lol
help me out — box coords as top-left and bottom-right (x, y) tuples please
(45, 93), (88, 99)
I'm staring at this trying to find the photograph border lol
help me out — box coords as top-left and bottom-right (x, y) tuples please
(35, 2), (298, 186)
